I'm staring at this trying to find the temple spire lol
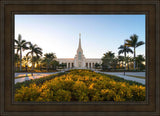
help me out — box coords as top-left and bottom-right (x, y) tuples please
(78, 33), (82, 49)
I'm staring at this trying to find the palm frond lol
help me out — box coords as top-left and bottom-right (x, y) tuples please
(21, 40), (26, 44)
(14, 39), (19, 45)
(125, 43), (132, 47)
(26, 52), (31, 56)
(136, 41), (144, 48)
(18, 34), (22, 41)
(118, 45), (124, 49)
(126, 48), (133, 54)
(118, 50), (124, 55)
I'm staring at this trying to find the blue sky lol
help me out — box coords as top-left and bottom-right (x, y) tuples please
(15, 15), (145, 58)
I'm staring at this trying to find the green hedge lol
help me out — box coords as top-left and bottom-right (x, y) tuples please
(14, 72), (66, 90)
(14, 69), (145, 102)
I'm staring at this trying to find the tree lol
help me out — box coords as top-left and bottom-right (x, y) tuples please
(35, 56), (42, 70)
(32, 56), (41, 70)
(22, 55), (31, 70)
(118, 44), (133, 71)
(14, 34), (30, 71)
(125, 34), (144, 70)
(51, 60), (59, 70)
(125, 56), (131, 70)
(101, 51), (115, 70)
(27, 43), (43, 71)
(14, 54), (20, 71)
(135, 55), (145, 71)
(94, 63), (100, 69)
(118, 56), (124, 69)
(111, 58), (118, 70)
(42, 53), (56, 71)
(59, 63), (67, 69)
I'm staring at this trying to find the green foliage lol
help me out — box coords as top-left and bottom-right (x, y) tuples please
(99, 73), (144, 86)
(101, 51), (115, 70)
(15, 69), (145, 102)
(42, 53), (56, 71)
(14, 72), (66, 90)
(15, 84), (41, 101)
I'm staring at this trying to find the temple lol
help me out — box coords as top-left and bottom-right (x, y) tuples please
(56, 34), (102, 69)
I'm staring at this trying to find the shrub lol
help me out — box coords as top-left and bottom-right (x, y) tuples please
(72, 81), (89, 101)
(14, 69), (145, 102)
(15, 84), (41, 101)
(54, 89), (71, 102)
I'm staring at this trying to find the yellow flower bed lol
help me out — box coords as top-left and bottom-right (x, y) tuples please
(14, 69), (145, 102)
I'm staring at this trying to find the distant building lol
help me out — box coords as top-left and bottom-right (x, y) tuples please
(56, 34), (102, 69)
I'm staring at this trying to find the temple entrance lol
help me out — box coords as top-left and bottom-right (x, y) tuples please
(78, 62), (81, 67)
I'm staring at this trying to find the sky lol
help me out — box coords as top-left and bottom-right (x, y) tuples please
(15, 15), (145, 58)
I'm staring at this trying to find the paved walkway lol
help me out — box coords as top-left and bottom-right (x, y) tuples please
(95, 71), (145, 85)
(101, 72), (145, 77)
(14, 71), (64, 84)
(15, 70), (145, 85)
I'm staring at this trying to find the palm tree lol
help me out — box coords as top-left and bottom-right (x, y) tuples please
(135, 55), (145, 71)
(14, 53), (20, 71)
(14, 34), (29, 71)
(129, 57), (134, 70)
(125, 34), (144, 70)
(125, 56), (130, 70)
(35, 56), (42, 70)
(27, 43), (43, 71)
(101, 51), (115, 70)
(32, 56), (40, 70)
(95, 63), (100, 69)
(22, 56), (31, 65)
(51, 60), (59, 70)
(22, 55), (31, 72)
(112, 58), (118, 70)
(42, 53), (56, 71)
(118, 44), (133, 71)
(59, 63), (67, 69)
(118, 56), (124, 69)
(22, 55), (31, 68)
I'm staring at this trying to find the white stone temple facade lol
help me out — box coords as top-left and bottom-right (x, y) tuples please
(56, 34), (102, 69)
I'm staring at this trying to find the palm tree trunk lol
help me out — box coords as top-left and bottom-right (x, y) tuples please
(122, 61), (123, 69)
(32, 54), (33, 71)
(16, 51), (18, 71)
(134, 47), (136, 70)
(31, 53), (33, 76)
(20, 48), (22, 71)
(16, 63), (18, 71)
(47, 64), (49, 71)
(124, 52), (126, 76)
(124, 53), (126, 70)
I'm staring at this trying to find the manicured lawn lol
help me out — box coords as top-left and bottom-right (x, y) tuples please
(99, 73), (145, 86)
(14, 72), (66, 90)
(14, 69), (145, 102)
(126, 75), (145, 79)
(15, 74), (32, 79)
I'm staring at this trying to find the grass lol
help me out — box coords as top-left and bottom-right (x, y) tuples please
(98, 73), (145, 86)
(15, 74), (32, 79)
(100, 69), (145, 72)
(126, 75), (145, 79)
(14, 72), (67, 90)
